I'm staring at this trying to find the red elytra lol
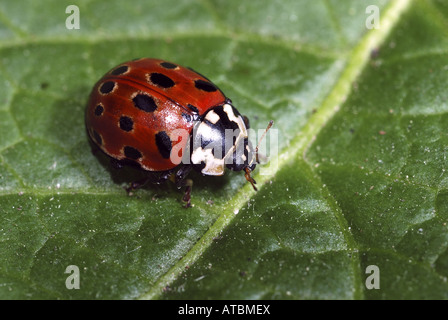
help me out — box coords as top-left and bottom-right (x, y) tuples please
(85, 58), (227, 172)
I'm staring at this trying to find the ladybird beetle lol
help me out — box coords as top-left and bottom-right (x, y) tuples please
(85, 58), (272, 207)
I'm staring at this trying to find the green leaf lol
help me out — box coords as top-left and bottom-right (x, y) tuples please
(1, 0), (447, 300)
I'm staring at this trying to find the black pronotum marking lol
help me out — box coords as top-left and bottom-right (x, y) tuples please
(132, 93), (158, 112)
(92, 130), (102, 145)
(155, 131), (172, 159)
(124, 146), (142, 160)
(194, 79), (217, 92)
(149, 72), (175, 88)
(111, 65), (129, 75)
(99, 81), (115, 94)
(94, 104), (104, 116)
(198, 105), (241, 159)
(119, 116), (134, 132)
(160, 61), (177, 69)
(206, 105), (240, 131)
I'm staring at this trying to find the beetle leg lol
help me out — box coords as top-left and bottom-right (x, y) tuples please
(125, 177), (150, 194)
(244, 167), (257, 191)
(110, 158), (124, 170)
(157, 169), (174, 184)
(125, 169), (173, 194)
(181, 180), (193, 208)
(175, 165), (192, 186)
(175, 165), (193, 208)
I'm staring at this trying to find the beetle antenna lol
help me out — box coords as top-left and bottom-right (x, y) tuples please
(256, 120), (274, 164)
(244, 120), (273, 191)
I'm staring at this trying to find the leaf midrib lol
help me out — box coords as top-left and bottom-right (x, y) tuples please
(138, 0), (414, 300)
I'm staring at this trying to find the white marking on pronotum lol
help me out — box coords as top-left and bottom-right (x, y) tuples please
(222, 103), (250, 166)
(196, 121), (213, 137)
(204, 110), (220, 124)
(223, 103), (247, 137)
(191, 147), (225, 176)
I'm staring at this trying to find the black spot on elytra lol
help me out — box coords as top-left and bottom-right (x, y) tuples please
(119, 116), (133, 132)
(111, 65), (129, 75)
(94, 104), (104, 116)
(93, 130), (102, 145)
(99, 81), (115, 94)
(160, 61), (177, 69)
(133, 94), (157, 112)
(194, 79), (217, 92)
(150, 72), (175, 88)
(124, 146), (142, 160)
(155, 131), (172, 159)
